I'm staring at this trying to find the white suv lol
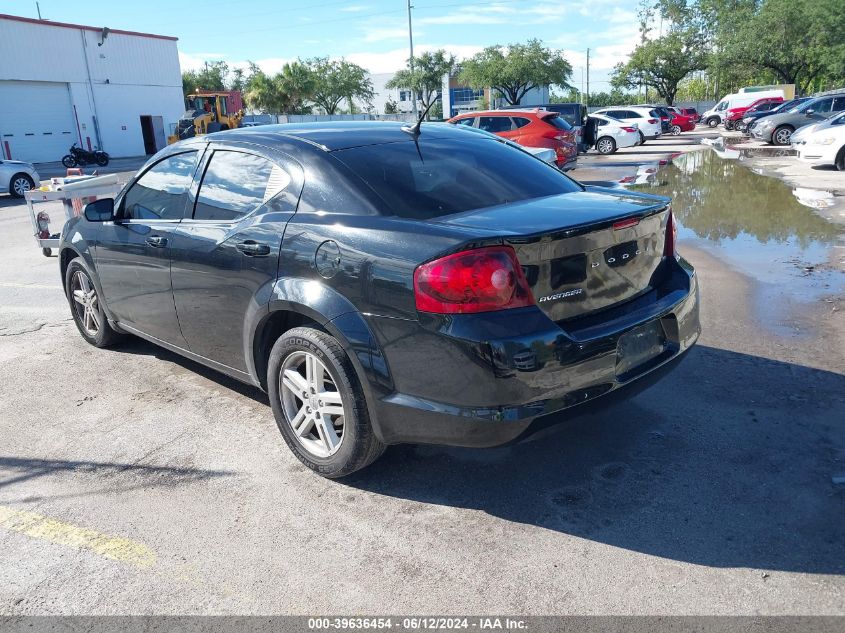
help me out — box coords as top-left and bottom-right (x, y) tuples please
(592, 107), (662, 142)
(0, 159), (40, 198)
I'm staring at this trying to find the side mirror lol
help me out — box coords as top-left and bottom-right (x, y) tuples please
(84, 198), (115, 222)
(805, 109), (815, 116)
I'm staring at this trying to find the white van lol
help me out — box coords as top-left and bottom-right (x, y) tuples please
(702, 89), (785, 127)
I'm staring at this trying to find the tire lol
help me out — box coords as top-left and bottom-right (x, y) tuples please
(62, 155), (77, 168)
(638, 131), (646, 145)
(9, 173), (34, 198)
(595, 137), (616, 155)
(724, 119), (734, 131)
(64, 258), (122, 348)
(707, 116), (720, 128)
(268, 326), (385, 478)
(42, 248), (52, 257)
(835, 147), (845, 171)
(735, 121), (747, 133)
(772, 125), (794, 146)
(95, 153), (109, 166)
(670, 124), (682, 136)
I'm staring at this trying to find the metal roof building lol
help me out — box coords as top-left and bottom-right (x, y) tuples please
(0, 13), (184, 162)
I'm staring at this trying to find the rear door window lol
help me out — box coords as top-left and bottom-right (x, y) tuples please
(512, 117), (532, 129)
(121, 151), (198, 220)
(334, 136), (581, 220)
(832, 96), (845, 112)
(478, 116), (514, 133)
(193, 150), (290, 221)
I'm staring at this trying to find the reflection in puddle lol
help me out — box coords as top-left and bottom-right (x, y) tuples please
(631, 149), (844, 331)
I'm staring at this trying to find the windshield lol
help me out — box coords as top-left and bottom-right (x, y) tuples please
(715, 101), (728, 111)
(333, 136), (581, 220)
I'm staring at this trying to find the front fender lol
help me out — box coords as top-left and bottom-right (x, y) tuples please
(59, 221), (119, 320)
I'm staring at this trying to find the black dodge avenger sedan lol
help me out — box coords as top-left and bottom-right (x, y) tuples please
(60, 122), (700, 477)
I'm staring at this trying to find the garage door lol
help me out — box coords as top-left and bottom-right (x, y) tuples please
(0, 81), (77, 163)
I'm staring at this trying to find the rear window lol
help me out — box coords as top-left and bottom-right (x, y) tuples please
(544, 115), (572, 130)
(333, 136), (581, 220)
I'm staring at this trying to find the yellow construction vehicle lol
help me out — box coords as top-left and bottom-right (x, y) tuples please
(167, 90), (245, 144)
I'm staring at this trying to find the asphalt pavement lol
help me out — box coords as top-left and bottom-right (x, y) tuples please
(0, 132), (843, 615)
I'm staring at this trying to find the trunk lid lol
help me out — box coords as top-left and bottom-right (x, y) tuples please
(436, 186), (671, 322)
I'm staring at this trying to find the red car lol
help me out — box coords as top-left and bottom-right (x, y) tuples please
(679, 107), (700, 123)
(448, 109), (577, 170)
(723, 97), (783, 130)
(669, 112), (696, 135)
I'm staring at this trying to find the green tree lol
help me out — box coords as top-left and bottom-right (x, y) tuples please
(612, 29), (708, 105)
(387, 49), (456, 115)
(384, 97), (399, 114)
(307, 58), (374, 115)
(723, 0), (845, 94)
(243, 63), (278, 112)
(275, 61), (316, 113)
(181, 61), (228, 95)
(459, 39), (572, 105)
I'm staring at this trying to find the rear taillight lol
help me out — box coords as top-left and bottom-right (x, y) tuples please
(622, 126), (637, 133)
(664, 210), (678, 258)
(414, 246), (535, 314)
(648, 119), (658, 124)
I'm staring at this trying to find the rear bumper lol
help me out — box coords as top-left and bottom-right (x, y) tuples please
(368, 258), (700, 447)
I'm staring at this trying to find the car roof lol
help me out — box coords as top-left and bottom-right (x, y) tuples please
(209, 121), (462, 151)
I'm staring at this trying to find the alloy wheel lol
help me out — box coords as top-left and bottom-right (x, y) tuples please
(597, 139), (613, 154)
(12, 176), (32, 196)
(671, 125), (682, 136)
(774, 128), (792, 145)
(70, 271), (101, 336)
(279, 351), (346, 458)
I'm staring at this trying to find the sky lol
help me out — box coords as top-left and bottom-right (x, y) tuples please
(3, 0), (641, 94)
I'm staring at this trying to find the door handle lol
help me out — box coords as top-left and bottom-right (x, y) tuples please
(145, 235), (167, 248)
(236, 241), (271, 257)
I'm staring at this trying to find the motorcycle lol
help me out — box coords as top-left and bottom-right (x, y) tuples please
(62, 143), (109, 168)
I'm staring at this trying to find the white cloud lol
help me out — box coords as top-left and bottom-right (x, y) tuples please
(340, 4), (370, 12)
(346, 43), (483, 74)
(417, 14), (509, 26)
(362, 27), (415, 43)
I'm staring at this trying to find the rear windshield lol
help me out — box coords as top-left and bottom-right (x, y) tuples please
(544, 115), (573, 130)
(333, 136), (581, 220)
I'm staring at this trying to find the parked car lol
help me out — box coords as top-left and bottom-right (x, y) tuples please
(440, 122), (563, 167)
(0, 159), (40, 198)
(794, 112), (845, 169)
(791, 110), (845, 145)
(743, 97), (812, 134)
(753, 91), (845, 145)
(678, 107), (700, 123)
(668, 111), (696, 135)
(59, 122), (700, 477)
(500, 103), (588, 151)
(723, 97), (783, 131)
(701, 89), (785, 127)
(591, 107), (662, 143)
(448, 109), (577, 170)
(583, 113), (641, 153)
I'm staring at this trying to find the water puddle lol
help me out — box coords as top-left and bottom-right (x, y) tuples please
(628, 149), (844, 334)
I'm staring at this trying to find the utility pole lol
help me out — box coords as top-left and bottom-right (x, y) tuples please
(407, 0), (418, 118)
(36, 2), (42, 19)
(585, 48), (590, 109)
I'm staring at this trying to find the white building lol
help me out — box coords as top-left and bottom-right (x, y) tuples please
(359, 73), (415, 115)
(0, 13), (185, 163)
